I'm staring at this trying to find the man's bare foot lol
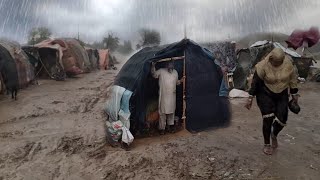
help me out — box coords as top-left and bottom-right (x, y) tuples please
(263, 144), (273, 155)
(271, 134), (278, 149)
(159, 130), (165, 135)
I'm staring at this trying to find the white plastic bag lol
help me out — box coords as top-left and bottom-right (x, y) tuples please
(229, 89), (249, 98)
(122, 127), (134, 145)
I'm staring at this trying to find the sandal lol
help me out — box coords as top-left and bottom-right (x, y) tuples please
(271, 134), (278, 149)
(159, 130), (165, 135)
(263, 144), (273, 155)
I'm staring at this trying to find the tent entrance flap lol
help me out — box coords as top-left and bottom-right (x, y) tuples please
(146, 57), (185, 129)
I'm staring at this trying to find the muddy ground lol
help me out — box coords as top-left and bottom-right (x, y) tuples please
(0, 64), (319, 180)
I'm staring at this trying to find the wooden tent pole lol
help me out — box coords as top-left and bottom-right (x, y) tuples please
(182, 51), (186, 130)
(156, 56), (185, 63)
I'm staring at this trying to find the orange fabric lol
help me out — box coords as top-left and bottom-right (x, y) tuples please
(147, 111), (160, 122)
(98, 49), (109, 70)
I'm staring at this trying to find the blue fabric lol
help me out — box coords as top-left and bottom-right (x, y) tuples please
(120, 90), (133, 113)
(212, 55), (229, 97)
(219, 78), (229, 97)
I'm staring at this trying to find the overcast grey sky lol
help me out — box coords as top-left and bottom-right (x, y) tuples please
(0, 0), (320, 44)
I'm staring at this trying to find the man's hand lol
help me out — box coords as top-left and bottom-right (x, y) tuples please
(292, 94), (299, 103)
(245, 97), (253, 110)
(181, 76), (186, 83)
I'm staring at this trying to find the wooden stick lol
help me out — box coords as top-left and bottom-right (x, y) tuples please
(182, 51), (186, 130)
(156, 56), (185, 63)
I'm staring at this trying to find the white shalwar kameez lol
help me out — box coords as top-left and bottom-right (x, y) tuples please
(152, 67), (180, 130)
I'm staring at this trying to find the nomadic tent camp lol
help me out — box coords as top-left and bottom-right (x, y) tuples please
(234, 41), (314, 90)
(105, 39), (231, 143)
(23, 38), (91, 80)
(0, 40), (35, 90)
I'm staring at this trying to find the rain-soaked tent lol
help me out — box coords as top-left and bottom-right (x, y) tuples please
(202, 41), (237, 72)
(0, 40), (35, 90)
(0, 44), (19, 94)
(234, 41), (314, 90)
(22, 38), (91, 80)
(105, 39), (231, 143)
(85, 47), (99, 70)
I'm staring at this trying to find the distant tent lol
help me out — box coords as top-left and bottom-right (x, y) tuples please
(63, 38), (91, 72)
(105, 39), (231, 138)
(202, 41), (237, 72)
(0, 40), (34, 89)
(98, 49), (110, 70)
(22, 38), (91, 80)
(85, 47), (99, 70)
(235, 41), (313, 90)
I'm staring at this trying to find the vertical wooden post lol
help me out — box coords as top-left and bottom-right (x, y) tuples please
(182, 51), (187, 130)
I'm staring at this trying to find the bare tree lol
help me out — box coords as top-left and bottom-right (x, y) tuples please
(139, 28), (161, 47)
(102, 32), (120, 52)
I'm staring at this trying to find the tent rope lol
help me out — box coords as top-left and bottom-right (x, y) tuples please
(37, 57), (54, 79)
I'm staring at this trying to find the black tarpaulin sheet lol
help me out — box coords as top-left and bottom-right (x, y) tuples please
(185, 44), (230, 131)
(114, 39), (231, 133)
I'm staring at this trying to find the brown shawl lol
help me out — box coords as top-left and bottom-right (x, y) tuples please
(255, 48), (298, 93)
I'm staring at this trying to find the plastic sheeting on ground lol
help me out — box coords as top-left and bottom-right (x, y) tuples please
(105, 86), (134, 144)
(229, 89), (250, 98)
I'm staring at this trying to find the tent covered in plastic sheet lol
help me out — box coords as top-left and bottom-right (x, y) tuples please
(0, 40), (35, 90)
(105, 39), (231, 143)
(0, 44), (19, 94)
(234, 41), (314, 90)
(22, 38), (91, 80)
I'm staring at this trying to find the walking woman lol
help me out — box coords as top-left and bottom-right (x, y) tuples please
(245, 48), (299, 155)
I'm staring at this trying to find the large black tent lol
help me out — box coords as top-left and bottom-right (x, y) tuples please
(114, 39), (231, 133)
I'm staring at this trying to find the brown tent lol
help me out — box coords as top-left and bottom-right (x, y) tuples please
(23, 38), (91, 80)
(0, 40), (35, 88)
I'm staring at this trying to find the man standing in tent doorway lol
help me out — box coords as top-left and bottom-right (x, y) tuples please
(151, 60), (184, 135)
